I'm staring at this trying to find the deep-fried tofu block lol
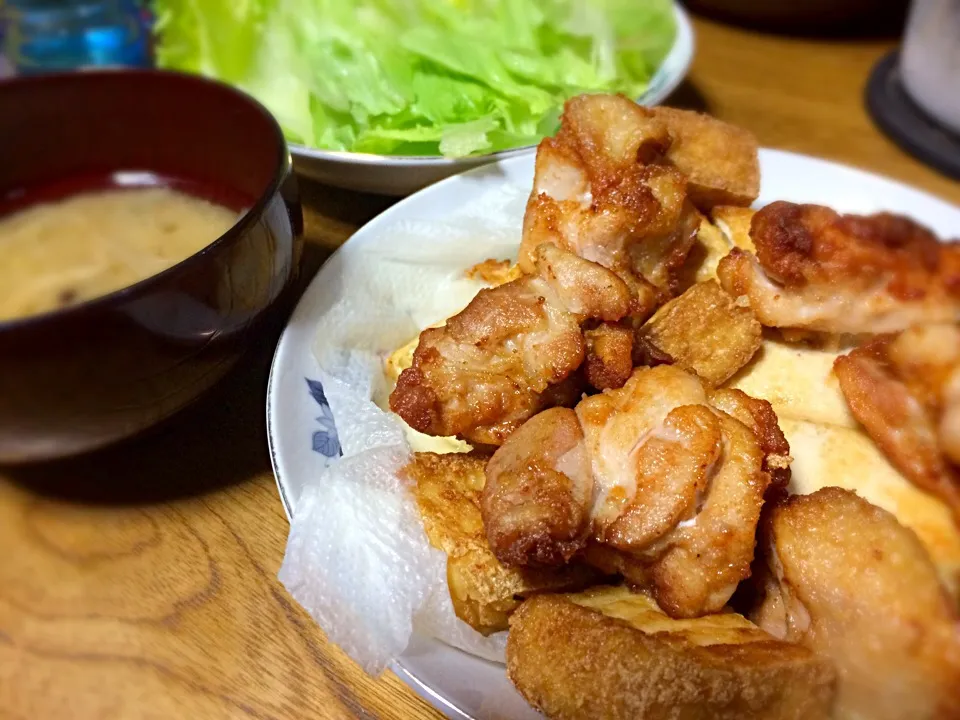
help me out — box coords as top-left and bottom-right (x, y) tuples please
(711, 205), (757, 252)
(637, 280), (762, 386)
(677, 211), (733, 288)
(751, 487), (960, 720)
(464, 258), (522, 286)
(655, 107), (761, 210)
(385, 335), (420, 386)
(405, 452), (598, 634)
(507, 586), (836, 720)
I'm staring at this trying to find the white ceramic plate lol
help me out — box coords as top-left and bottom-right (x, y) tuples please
(289, 3), (695, 196)
(267, 149), (960, 719)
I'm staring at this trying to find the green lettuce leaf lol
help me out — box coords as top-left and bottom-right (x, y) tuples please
(153, 0), (677, 157)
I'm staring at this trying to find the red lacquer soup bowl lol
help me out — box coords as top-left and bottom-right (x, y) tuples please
(0, 70), (303, 462)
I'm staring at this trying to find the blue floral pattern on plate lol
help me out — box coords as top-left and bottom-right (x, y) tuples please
(306, 378), (342, 458)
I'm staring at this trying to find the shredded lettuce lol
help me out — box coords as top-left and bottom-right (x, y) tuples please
(153, 0), (677, 157)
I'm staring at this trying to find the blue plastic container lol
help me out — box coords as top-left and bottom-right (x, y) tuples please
(2, 0), (150, 74)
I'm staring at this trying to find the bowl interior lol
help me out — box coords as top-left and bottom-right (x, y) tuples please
(0, 69), (300, 463)
(0, 69), (283, 216)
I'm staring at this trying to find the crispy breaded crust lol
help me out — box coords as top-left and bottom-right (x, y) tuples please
(638, 280), (762, 386)
(507, 588), (835, 720)
(654, 107), (761, 210)
(405, 452), (598, 634)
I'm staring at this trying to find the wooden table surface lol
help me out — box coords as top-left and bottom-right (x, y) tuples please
(2, 16), (959, 720)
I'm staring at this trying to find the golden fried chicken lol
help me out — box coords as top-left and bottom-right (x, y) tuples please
(636, 409), (768, 618)
(717, 201), (960, 334)
(507, 587), (836, 720)
(655, 107), (761, 210)
(885, 323), (960, 466)
(707, 388), (792, 492)
(583, 321), (634, 390)
(635, 280), (762, 386)
(406, 451), (599, 635)
(390, 244), (630, 445)
(482, 365), (781, 618)
(482, 408), (594, 568)
(750, 487), (960, 720)
(518, 94), (699, 320)
(835, 326), (960, 521)
(577, 365), (715, 538)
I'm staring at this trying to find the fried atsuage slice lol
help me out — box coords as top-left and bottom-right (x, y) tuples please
(679, 210), (733, 285)
(405, 451), (599, 635)
(507, 586), (836, 720)
(834, 326), (960, 521)
(464, 258), (522, 286)
(655, 107), (761, 210)
(484, 365), (783, 618)
(635, 280), (762, 386)
(717, 201), (960, 333)
(711, 205), (756, 252)
(750, 487), (960, 720)
(518, 94), (699, 319)
(389, 244), (631, 446)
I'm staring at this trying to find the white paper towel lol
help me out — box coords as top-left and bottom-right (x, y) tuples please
(278, 183), (529, 675)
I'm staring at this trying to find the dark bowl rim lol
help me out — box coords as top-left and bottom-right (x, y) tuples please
(0, 67), (292, 333)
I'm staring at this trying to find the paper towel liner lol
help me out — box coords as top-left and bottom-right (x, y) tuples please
(278, 184), (530, 675)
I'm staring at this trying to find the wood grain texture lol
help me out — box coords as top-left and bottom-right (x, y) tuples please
(1, 15), (958, 720)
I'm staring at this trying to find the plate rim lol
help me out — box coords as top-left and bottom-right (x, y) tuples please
(265, 146), (960, 720)
(287, 2), (695, 167)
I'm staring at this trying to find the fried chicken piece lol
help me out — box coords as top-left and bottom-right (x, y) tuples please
(636, 280), (762, 386)
(583, 321), (634, 390)
(835, 328), (960, 521)
(750, 487), (960, 720)
(717, 201), (960, 334)
(886, 323), (960, 466)
(519, 94), (699, 319)
(654, 107), (761, 210)
(576, 365), (710, 531)
(390, 244), (631, 445)
(507, 587), (836, 720)
(406, 451), (599, 635)
(641, 410), (768, 618)
(482, 408), (594, 568)
(481, 366), (778, 617)
(711, 205), (756, 252)
(707, 388), (792, 492)
(597, 403), (722, 554)
(576, 366), (776, 617)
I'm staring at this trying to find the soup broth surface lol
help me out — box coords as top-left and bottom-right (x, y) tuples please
(0, 187), (238, 322)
